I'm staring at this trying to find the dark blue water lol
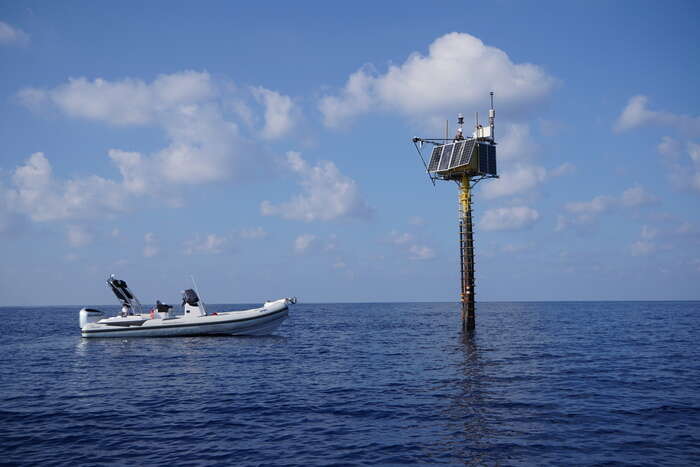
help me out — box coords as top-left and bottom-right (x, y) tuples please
(1, 302), (699, 466)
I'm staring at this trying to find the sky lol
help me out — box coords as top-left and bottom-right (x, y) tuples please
(1, 1), (699, 306)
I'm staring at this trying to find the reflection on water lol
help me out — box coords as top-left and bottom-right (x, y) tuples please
(446, 331), (491, 464)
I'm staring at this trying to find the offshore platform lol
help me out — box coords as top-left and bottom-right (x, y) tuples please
(412, 93), (498, 332)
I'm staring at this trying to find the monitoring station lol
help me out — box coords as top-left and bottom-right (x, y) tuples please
(412, 93), (498, 331)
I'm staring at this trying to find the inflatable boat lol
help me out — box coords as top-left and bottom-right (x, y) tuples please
(79, 275), (295, 338)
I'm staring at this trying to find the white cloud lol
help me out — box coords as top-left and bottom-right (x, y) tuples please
(66, 225), (93, 247)
(388, 230), (435, 261)
(319, 32), (555, 127)
(251, 86), (297, 140)
(23, 72), (214, 126)
(408, 244), (435, 261)
(5, 152), (124, 222)
(0, 21), (29, 46)
(143, 232), (159, 258)
(615, 95), (700, 136)
(565, 195), (615, 218)
(497, 123), (538, 162)
(655, 137), (700, 193)
(559, 185), (655, 227)
(480, 206), (540, 231)
(261, 152), (372, 221)
(481, 164), (547, 199)
(479, 124), (572, 200)
(620, 185), (655, 207)
(184, 234), (228, 255)
(294, 234), (317, 254)
(11, 72), (303, 228)
(18, 71), (275, 190)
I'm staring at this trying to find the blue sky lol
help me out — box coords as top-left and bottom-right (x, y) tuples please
(1, 1), (699, 305)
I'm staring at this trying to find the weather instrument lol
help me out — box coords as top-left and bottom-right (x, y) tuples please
(412, 92), (498, 331)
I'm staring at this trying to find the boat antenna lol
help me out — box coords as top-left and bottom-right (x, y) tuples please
(190, 275), (208, 315)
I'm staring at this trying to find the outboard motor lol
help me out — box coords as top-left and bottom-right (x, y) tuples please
(79, 308), (104, 328)
(182, 289), (205, 316)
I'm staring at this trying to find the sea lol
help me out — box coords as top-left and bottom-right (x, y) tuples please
(1, 301), (699, 466)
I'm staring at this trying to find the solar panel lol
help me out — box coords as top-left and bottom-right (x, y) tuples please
(488, 144), (497, 175)
(448, 140), (465, 169)
(438, 143), (454, 171)
(478, 143), (489, 174)
(455, 140), (475, 167)
(427, 146), (443, 172)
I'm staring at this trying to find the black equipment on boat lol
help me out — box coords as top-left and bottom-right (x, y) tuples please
(106, 275), (143, 313)
(156, 300), (172, 313)
(109, 278), (133, 303)
(182, 289), (200, 306)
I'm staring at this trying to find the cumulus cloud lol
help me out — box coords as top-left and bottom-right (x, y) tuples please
(11, 72), (307, 230)
(261, 152), (372, 221)
(654, 137), (700, 193)
(558, 185), (655, 229)
(21, 72), (215, 126)
(480, 124), (573, 199)
(319, 32), (555, 127)
(251, 86), (297, 139)
(4, 152), (124, 222)
(480, 206), (540, 231)
(184, 233), (228, 255)
(615, 95), (700, 136)
(17, 72), (300, 193)
(0, 21), (29, 46)
(482, 164), (547, 199)
(388, 230), (435, 260)
(620, 185), (656, 207)
(143, 232), (159, 258)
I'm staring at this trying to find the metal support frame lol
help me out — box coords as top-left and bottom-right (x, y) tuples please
(459, 174), (476, 331)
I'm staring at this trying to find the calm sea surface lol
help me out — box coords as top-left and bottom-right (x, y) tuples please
(1, 302), (699, 466)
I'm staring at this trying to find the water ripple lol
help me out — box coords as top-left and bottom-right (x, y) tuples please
(1, 301), (699, 465)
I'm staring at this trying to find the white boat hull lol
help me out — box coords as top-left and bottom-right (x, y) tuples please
(80, 298), (291, 338)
